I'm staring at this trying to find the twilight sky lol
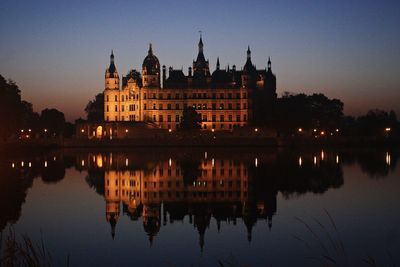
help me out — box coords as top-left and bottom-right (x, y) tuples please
(0, 0), (399, 121)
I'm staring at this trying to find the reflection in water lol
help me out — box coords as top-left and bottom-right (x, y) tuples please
(1, 149), (398, 254)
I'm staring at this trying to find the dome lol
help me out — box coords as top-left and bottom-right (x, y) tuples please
(142, 44), (160, 75)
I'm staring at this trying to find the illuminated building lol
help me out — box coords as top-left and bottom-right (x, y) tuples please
(103, 35), (277, 132)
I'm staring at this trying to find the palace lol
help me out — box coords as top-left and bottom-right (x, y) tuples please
(103, 36), (277, 131)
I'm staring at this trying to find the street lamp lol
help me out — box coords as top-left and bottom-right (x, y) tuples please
(298, 128), (303, 133)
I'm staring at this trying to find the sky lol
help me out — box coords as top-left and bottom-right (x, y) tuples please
(0, 0), (399, 121)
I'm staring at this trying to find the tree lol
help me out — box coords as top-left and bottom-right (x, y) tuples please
(85, 93), (104, 122)
(179, 107), (202, 130)
(40, 108), (66, 136)
(0, 75), (37, 140)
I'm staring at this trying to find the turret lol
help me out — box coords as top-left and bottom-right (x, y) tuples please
(142, 43), (160, 88)
(104, 51), (120, 122)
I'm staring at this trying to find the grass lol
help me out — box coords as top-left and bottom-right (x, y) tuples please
(0, 229), (70, 267)
(294, 209), (398, 267)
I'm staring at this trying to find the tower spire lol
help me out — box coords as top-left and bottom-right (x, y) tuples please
(198, 31), (203, 53)
(268, 56), (272, 70)
(247, 46), (251, 60)
(148, 43), (153, 55)
(216, 57), (220, 70)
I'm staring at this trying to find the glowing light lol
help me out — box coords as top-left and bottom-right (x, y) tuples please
(44, 129), (47, 133)
(336, 155), (339, 164)
(81, 159), (85, 167)
(81, 129), (85, 133)
(53, 156), (56, 161)
(168, 158), (172, 167)
(321, 150), (325, 161)
(385, 127), (391, 132)
(298, 128), (303, 132)
(11, 163), (15, 168)
(21, 129), (24, 133)
(97, 155), (103, 168)
(28, 129), (31, 132)
(44, 161), (47, 167)
(320, 131), (325, 136)
(211, 128), (215, 132)
(335, 128), (339, 133)
(125, 158), (129, 166)
(21, 161), (24, 167)
(125, 129), (129, 133)
(313, 156), (317, 165)
(204, 152), (207, 159)
(168, 129), (172, 133)
(254, 128), (258, 132)
(313, 129), (317, 132)
(386, 152), (391, 166)
(212, 158), (215, 168)
(298, 157), (302, 166)
(28, 162), (32, 168)
(255, 158), (258, 167)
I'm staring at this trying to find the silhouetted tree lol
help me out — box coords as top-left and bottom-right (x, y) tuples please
(40, 108), (66, 136)
(0, 75), (37, 140)
(179, 107), (201, 130)
(356, 109), (398, 136)
(85, 93), (104, 122)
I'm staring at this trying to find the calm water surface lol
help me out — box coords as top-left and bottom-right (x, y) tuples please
(0, 148), (399, 266)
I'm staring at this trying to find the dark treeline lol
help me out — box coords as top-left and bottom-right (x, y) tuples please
(263, 92), (399, 137)
(0, 75), (73, 141)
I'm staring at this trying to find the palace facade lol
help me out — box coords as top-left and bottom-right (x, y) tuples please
(103, 36), (277, 131)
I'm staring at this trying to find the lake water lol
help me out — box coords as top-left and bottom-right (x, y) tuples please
(0, 148), (399, 266)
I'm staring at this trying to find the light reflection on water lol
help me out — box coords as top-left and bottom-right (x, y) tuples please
(1, 148), (399, 266)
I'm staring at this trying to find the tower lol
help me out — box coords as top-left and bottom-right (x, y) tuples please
(192, 33), (210, 87)
(104, 51), (120, 122)
(142, 43), (160, 88)
(241, 46), (257, 88)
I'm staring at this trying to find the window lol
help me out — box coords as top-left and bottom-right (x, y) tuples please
(159, 104), (163, 110)
(212, 93), (216, 99)
(243, 93), (247, 99)
(115, 95), (118, 101)
(167, 115), (171, 122)
(175, 103), (179, 110)
(167, 104), (171, 110)
(115, 105), (118, 112)
(144, 104), (147, 110)
(228, 93), (232, 99)
(153, 93), (156, 99)
(229, 115), (232, 122)
(236, 115), (240, 122)
(203, 115), (207, 122)
(106, 95), (109, 102)
(175, 93), (180, 99)
(220, 93), (224, 99)
(212, 115), (216, 122)
(203, 93), (207, 98)
(236, 103), (240, 110)
(153, 115), (156, 121)
(153, 103), (156, 110)
(183, 93), (187, 99)
(220, 115), (224, 122)
(167, 93), (171, 99)
(106, 105), (109, 112)
(122, 95), (124, 102)
(212, 103), (216, 110)
(144, 93), (147, 99)
(203, 104), (207, 109)
(159, 93), (163, 99)
(176, 115), (180, 122)
(198, 93), (201, 98)
(244, 114), (247, 121)
(228, 103), (232, 110)
(236, 93), (240, 99)
(121, 115), (124, 121)
(243, 103), (247, 109)
(159, 115), (163, 122)
(220, 104), (224, 110)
